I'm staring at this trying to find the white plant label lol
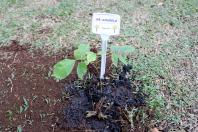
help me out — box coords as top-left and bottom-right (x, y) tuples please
(92, 13), (121, 35)
(91, 13), (121, 79)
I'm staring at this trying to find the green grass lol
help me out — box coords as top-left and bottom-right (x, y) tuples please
(0, 0), (197, 131)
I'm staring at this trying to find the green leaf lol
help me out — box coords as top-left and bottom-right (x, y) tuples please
(118, 55), (128, 65)
(111, 53), (119, 67)
(19, 106), (23, 113)
(23, 106), (28, 112)
(23, 97), (28, 106)
(74, 49), (86, 60)
(17, 125), (22, 132)
(52, 59), (75, 80)
(77, 62), (87, 80)
(74, 44), (90, 60)
(86, 52), (97, 64)
(19, 97), (29, 113)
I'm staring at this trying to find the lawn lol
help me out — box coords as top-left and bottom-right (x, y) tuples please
(0, 0), (197, 131)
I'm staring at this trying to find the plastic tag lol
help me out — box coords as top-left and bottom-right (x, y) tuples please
(92, 13), (120, 35)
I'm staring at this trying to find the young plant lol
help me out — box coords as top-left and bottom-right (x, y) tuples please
(52, 44), (97, 80)
(110, 45), (135, 67)
(52, 44), (135, 80)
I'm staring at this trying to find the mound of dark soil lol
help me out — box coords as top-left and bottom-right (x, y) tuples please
(56, 65), (147, 131)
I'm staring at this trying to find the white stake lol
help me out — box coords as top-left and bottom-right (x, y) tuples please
(91, 13), (120, 79)
(100, 35), (109, 79)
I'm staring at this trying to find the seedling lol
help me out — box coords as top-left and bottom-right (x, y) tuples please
(52, 44), (97, 80)
(52, 13), (135, 80)
(92, 13), (121, 79)
(110, 45), (135, 67)
(52, 44), (135, 80)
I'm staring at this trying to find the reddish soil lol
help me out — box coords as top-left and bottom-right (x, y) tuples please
(0, 41), (75, 132)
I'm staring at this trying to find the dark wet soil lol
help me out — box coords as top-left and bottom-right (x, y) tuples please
(55, 65), (147, 131)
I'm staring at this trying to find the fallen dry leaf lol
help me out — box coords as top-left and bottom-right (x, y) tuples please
(86, 111), (97, 118)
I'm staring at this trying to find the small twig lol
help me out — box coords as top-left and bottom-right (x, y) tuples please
(8, 77), (13, 92)
(104, 102), (113, 113)
(95, 97), (106, 112)
(122, 110), (131, 124)
(51, 123), (55, 132)
(10, 53), (18, 66)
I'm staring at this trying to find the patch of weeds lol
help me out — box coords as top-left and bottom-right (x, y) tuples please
(0, 0), (77, 50)
(127, 70), (166, 126)
(0, 0), (25, 11)
(46, 0), (75, 17)
(147, 93), (165, 119)
(110, 45), (136, 67)
(0, 21), (18, 45)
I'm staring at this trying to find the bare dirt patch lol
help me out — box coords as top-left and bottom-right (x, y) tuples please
(0, 41), (74, 131)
